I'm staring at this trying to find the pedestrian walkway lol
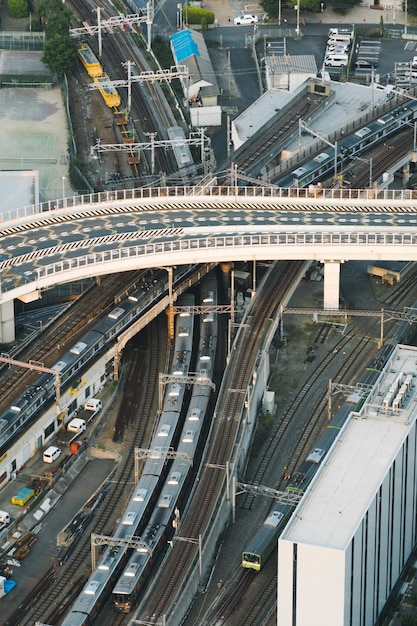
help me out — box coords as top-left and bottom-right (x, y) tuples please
(205, 0), (413, 29)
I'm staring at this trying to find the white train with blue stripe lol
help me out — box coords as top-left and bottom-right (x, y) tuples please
(276, 99), (417, 188)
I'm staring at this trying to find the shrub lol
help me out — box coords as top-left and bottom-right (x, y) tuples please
(183, 6), (215, 25)
(8, 0), (29, 18)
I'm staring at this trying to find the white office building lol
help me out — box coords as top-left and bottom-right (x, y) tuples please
(278, 344), (417, 626)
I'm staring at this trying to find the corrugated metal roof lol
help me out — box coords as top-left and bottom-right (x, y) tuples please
(170, 29), (218, 94)
(171, 29), (200, 63)
(267, 54), (317, 74)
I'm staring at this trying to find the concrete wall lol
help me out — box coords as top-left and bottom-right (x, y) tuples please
(277, 410), (417, 626)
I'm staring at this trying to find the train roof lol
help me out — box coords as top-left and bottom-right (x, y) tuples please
(281, 344), (417, 550)
(243, 511), (286, 554)
(113, 551), (149, 594)
(60, 612), (91, 626)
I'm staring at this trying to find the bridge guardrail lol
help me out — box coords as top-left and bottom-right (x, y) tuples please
(3, 185), (417, 228)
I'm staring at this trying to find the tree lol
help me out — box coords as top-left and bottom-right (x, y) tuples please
(409, 586), (417, 607)
(406, 0), (417, 17)
(401, 612), (417, 626)
(37, 0), (78, 76)
(260, 0), (328, 18)
(331, 0), (363, 14)
(42, 32), (77, 76)
(8, 0), (29, 18)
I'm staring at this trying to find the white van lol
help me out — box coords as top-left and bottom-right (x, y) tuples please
(327, 35), (351, 45)
(43, 445), (62, 464)
(67, 418), (86, 434)
(325, 55), (348, 67)
(84, 399), (102, 412)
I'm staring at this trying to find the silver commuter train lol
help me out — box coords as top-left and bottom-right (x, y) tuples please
(60, 292), (198, 626)
(112, 274), (218, 612)
(276, 99), (417, 188)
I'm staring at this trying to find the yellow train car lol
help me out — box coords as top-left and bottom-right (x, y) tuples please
(77, 43), (103, 79)
(94, 74), (121, 108)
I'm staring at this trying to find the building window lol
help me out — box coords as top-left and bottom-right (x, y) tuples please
(44, 422), (54, 439)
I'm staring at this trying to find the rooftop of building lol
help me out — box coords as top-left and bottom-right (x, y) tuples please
(281, 343), (417, 550)
(232, 78), (391, 149)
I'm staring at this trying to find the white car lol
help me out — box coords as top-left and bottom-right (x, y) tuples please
(234, 14), (258, 25)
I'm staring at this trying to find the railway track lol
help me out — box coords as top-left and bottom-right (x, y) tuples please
(68, 0), (179, 181)
(194, 269), (417, 625)
(135, 261), (304, 623)
(0, 271), (141, 419)
(220, 91), (326, 178)
(379, 264), (417, 309)
(5, 317), (166, 625)
(197, 331), (377, 625)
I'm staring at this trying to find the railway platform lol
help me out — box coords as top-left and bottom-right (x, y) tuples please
(203, 0), (411, 28)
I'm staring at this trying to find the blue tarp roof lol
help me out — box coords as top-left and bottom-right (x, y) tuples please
(170, 29), (200, 63)
(4, 579), (17, 594)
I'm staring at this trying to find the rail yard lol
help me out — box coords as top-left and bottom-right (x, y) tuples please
(3, 1), (417, 625)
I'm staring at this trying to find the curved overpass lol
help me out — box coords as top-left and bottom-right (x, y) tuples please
(0, 185), (416, 341)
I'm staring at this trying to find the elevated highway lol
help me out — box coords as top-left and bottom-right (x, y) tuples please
(1, 185), (416, 342)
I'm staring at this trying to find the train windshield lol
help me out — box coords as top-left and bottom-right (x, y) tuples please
(243, 552), (260, 565)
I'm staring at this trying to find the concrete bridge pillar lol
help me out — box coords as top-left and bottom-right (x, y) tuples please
(403, 162), (410, 185)
(322, 260), (341, 310)
(0, 299), (15, 344)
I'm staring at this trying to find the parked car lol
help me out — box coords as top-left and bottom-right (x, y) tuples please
(234, 13), (258, 25)
(355, 59), (378, 69)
